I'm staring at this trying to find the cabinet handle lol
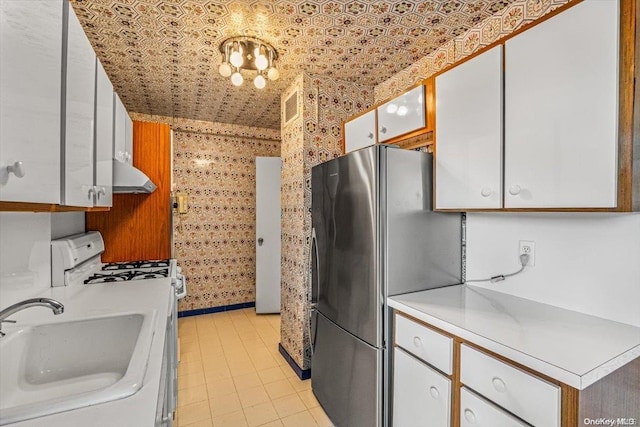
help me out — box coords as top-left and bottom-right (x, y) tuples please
(413, 336), (422, 348)
(367, 132), (374, 139)
(429, 386), (440, 399)
(492, 376), (506, 392)
(6, 161), (25, 178)
(480, 187), (492, 197)
(508, 185), (522, 196)
(379, 127), (387, 134)
(97, 187), (107, 199)
(463, 408), (476, 423)
(88, 187), (96, 199)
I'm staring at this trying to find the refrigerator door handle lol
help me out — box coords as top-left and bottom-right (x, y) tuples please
(310, 227), (319, 307)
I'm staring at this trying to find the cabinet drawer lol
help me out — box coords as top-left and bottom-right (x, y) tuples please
(460, 387), (528, 427)
(394, 348), (451, 427)
(395, 314), (453, 375)
(460, 344), (560, 427)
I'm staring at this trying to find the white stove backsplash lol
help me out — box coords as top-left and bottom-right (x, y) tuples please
(0, 213), (52, 306)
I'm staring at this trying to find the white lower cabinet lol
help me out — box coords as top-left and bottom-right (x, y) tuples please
(393, 347), (451, 427)
(460, 388), (528, 427)
(393, 312), (564, 427)
(460, 344), (560, 427)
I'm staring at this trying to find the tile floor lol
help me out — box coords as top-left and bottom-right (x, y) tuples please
(175, 308), (334, 427)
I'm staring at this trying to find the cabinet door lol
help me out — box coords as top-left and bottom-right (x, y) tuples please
(460, 388), (529, 427)
(504, 0), (618, 208)
(435, 45), (503, 209)
(63, 5), (96, 207)
(344, 109), (376, 153)
(113, 93), (128, 163)
(0, 0), (63, 203)
(393, 348), (451, 427)
(377, 85), (425, 143)
(94, 60), (113, 207)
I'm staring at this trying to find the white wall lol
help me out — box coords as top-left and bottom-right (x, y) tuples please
(51, 212), (85, 238)
(0, 212), (85, 307)
(465, 212), (640, 327)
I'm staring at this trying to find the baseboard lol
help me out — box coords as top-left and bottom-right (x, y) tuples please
(278, 343), (311, 380)
(178, 301), (256, 318)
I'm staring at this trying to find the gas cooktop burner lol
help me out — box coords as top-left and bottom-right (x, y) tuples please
(102, 259), (171, 270)
(84, 268), (169, 284)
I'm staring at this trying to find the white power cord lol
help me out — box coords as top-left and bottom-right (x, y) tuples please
(466, 253), (530, 283)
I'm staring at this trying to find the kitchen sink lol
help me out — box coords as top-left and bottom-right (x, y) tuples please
(0, 311), (156, 425)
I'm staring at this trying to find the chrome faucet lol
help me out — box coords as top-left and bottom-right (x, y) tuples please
(0, 298), (64, 337)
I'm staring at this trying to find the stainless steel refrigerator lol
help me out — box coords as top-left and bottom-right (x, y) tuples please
(310, 144), (461, 427)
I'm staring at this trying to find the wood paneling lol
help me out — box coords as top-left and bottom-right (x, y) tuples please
(86, 121), (171, 262)
(579, 357), (640, 423)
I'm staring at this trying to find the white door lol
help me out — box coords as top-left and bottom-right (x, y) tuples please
(377, 85), (425, 143)
(344, 109), (376, 153)
(0, 0), (63, 203)
(435, 45), (503, 209)
(63, 4), (96, 207)
(504, 0), (618, 208)
(255, 157), (282, 314)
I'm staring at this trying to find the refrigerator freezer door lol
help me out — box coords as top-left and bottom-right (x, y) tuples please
(311, 146), (380, 347)
(312, 311), (382, 427)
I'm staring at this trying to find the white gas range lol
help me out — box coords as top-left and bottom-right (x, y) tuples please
(50, 231), (186, 300)
(50, 231), (184, 427)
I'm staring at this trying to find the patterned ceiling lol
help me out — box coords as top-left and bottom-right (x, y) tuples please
(71, 0), (516, 129)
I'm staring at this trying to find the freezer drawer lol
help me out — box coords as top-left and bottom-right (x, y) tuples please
(312, 311), (382, 427)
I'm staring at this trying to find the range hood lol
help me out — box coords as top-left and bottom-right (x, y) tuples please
(112, 159), (157, 194)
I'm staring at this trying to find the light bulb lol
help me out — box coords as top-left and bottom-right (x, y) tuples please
(218, 62), (232, 77)
(231, 72), (243, 86)
(386, 104), (398, 114)
(254, 74), (266, 89)
(397, 106), (409, 116)
(230, 50), (243, 67)
(255, 55), (268, 71)
(267, 67), (279, 81)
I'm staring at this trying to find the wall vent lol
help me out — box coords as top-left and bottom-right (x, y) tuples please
(284, 89), (299, 125)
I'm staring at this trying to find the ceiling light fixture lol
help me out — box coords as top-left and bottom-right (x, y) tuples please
(218, 36), (279, 89)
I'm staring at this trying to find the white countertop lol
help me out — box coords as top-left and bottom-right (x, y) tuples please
(3, 278), (173, 427)
(388, 284), (640, 390)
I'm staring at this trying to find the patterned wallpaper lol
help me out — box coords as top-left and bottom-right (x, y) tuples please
(375, 0), (575, 101)
(71, 0), (520, 129)
(279, 75), (374, 370)
(278, 0), (576, 373)
(131, 113), (280, 312)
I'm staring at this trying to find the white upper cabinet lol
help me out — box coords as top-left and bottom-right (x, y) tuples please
(377, 85), (426, 143)
(94, 59), (114, 207)
(63, 4), (97, 207)
(504, 0), (619, 208)
(0, 0), (63, 203)
(344, 109), (376, 153)
(435, 45), (503, 209)
(114, 94), (133, 164)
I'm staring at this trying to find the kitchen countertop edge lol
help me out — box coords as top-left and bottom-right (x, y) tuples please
(388, 285), (640, 390)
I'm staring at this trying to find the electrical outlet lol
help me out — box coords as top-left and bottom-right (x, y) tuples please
(519, 240), (535, 267)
